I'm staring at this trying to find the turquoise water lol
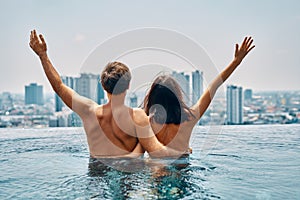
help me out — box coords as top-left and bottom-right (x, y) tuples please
(0, 125), (299, 199)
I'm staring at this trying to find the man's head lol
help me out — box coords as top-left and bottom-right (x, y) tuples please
(101, 61), (131, 95)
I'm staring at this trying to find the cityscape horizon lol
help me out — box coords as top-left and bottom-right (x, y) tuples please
(2, 67), (300, 96)
(1, 68), (299, 128)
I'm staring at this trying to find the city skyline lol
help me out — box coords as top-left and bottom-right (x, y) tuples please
(1, 83), (299, 128)
(1, 65), (299, 127)
(1, 1), (300, 93)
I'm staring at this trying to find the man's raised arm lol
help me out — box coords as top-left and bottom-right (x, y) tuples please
(29, 30), (96, 117)
(191, 36), (255, 120)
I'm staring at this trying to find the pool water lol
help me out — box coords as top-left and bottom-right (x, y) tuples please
(0, 125), (299, 199)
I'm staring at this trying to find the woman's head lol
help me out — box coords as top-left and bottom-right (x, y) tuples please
(143, 75), (194, 124)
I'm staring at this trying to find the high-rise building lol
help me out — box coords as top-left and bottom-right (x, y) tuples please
(25, 83), (44, 105)
(192, 70), (203, 105)
(76, 73), (105, 104)
(244, 89), (253, 101)
(68, 112), (82, 127)
(55, 94), (63, 112)
(55, 76), (76, 112)
(226, 85), (243, 125)
(184, 74), (190, 104)
(171, 71), (190, 104)
(55, 73), (105, 112)
(97, 79), (105, 105)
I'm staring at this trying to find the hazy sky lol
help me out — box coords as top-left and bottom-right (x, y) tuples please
(0, 0), (299, 93)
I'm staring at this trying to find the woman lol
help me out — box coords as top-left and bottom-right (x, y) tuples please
(142, 37), (255, 154)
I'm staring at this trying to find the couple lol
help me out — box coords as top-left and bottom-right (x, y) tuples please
(29, 30), (255, 159)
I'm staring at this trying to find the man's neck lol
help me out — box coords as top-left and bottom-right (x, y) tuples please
(107, 92), (126, 107)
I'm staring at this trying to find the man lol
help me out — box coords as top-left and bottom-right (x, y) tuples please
(29, 30), (181, 158)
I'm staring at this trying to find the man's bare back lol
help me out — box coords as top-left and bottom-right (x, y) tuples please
(96, 104), (137, 152)
(86, 104), (139, 157)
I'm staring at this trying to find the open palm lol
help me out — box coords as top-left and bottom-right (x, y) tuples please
(234, 36), (255, 64)
(29, 30), (47, 56)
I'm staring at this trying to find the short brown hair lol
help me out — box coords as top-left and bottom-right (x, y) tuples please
(101, 61), (131, 94)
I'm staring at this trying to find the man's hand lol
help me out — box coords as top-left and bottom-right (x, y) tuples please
(29, 30), (47, 57)
(234, 36), (255, 64)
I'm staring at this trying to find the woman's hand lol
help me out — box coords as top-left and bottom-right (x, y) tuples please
(234, 36), (255, 64)
(29, 30), (47, 57)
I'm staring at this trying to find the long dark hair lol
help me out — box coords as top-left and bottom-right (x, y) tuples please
(143, 75), (195, 124)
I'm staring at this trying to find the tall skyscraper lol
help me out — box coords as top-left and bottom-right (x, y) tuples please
(192, 70), (203, 105)
(55, 76), (76, 112)
(171, 71), (190, 104)
(55, 73), (105, 112)
(25, 83), (44, 105)
(226, 85), (243, 125)
(76, 73), (105, 104)
(244, 89), (253, 101)
(184, 74), (190, 104)
(97, 79), (105, 105)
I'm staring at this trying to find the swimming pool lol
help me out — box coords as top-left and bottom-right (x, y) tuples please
(0, 125), (299, 199)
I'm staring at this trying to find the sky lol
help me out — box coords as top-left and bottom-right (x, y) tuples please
(0, 0), (299, 94)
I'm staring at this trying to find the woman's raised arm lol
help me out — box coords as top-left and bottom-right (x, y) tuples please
(191, 36), (255, 121)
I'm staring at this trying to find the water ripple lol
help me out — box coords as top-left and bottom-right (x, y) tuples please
(0, 125), (299, 199)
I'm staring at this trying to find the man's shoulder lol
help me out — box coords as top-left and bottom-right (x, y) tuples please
(93, 104), (106, 116)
